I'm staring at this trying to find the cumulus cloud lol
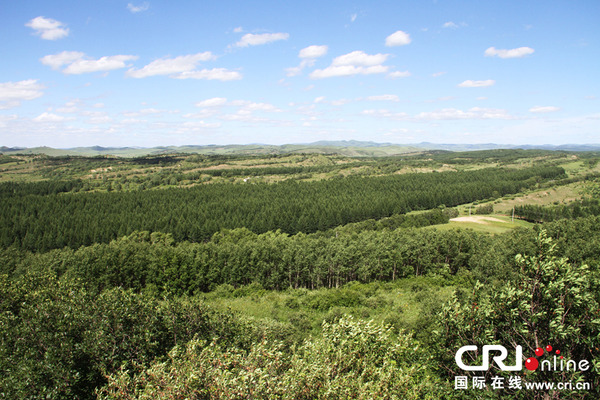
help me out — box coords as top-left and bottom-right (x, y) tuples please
(25, 16), (69, 40)
(127, 52), (216, 78)
(299, 45), (328, 59)
(361, 109), (409, 120)
(0, 79), (45, 109)
(529, 106), (560, 113)
(385, 30), (411, 47)
(64, 55), (138, 74)
(40, 51), (84, 69)
(388, 70), (411, 79)
(286, 45), (328, 77)
(175, 68), (242, 81)
(361, 106), (513, 121)
(310, 51), (390, 79)
(366, 95), (400, 102)
(235, 32), (289, 47)
(415, 107), (513, 120)
(125, 53), (241, 81)
(311, 65), (388, 79)
(127, 2), (149, 13)
(484, 46), (535, 58)
(34, 112), (66, 122)
(443, 21), (459, 29)
(458, 79), (495, 88)
(41, 51), (137, 74)
(333, 51), (388, 66)
(218, 100), (282, 123)
(189, 98), (281, 123)
(196, 97), (228, 107)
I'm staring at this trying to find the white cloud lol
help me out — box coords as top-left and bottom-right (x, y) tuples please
(40, 51), (85, 69)
(425, 96), (456, 103)
(299, 45), (328, 59)
(0, 79), (45, 109)
(350, 13), (357, 22)
(56, 100), (81, 113)
(415, 107), (513, 120)
(175, 68), (242, 81)
(360, 106), (513, 121)
(458, 79), (495, 88)
(41, 51), (137, 74)
(331, 98), (352, 106)
(385, 30), (411, 47)
(233, 27), (243, 33)
(127, 2), (149, 13)
(235, 32), (289, 47)
(25, 16), (69, 40)
(484, 47), (535, 59)
(432, 71), (446, 77)
(361, 109), (409, 120)
(196, 97), (228, 107)
(443, 21), (459, 29)
(245, 102), (280, 112)
(34, 112), (66, 122)
(64, 55), (138, 74)
(181, 120), (222, 130)
(286, 45), (328, 77)
(529, 106), (560, 113)
(388, 70), (411, 79)
(333, 51), (388, 66)
(366, 95), (400, 102)
(127, 52), (216, 78)
(310, 51), (390, 79)
(311, 65), (388, 79)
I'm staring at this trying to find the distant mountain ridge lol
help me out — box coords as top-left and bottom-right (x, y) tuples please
(2, 141), (600, 157)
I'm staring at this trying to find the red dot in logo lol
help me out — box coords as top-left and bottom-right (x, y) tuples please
(535, 347), (544, 357)
(555, 350), (560, 355)
(545, 345), (553, 352)
(525, 357), (539, 371)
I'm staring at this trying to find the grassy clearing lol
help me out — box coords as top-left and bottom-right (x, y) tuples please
(199, 277), (458, 340)
(493, 183), (584, 213)
(429, 214), (532, 234)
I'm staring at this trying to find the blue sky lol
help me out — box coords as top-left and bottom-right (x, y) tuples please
(0, 0), (598, 147)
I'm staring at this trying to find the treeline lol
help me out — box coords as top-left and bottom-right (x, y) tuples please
(200, 163), (351, 177)
(1, 228), (480, 294)
(514, 198), (600, 223)
(403, 148), (569, 165)
(0, 165), (565, 251)
(0, 180), (85, 197)
(6, 214), (600, 296)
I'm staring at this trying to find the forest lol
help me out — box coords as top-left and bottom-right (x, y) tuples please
(1, 148), (600, 399)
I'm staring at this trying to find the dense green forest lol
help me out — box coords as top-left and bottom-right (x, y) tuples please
(1, 149), (600, 399)
(0, 165), (566, 251)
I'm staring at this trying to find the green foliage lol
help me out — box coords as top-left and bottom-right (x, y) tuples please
(0, 270), (253, 399)
(514, 199), (600, 223)
(0, 165), (565, 251)
(98, 316), (450, 399)
(434, 230), (600, 398)
(1, 227), (485, 293)
(475, 203), (494, 215)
